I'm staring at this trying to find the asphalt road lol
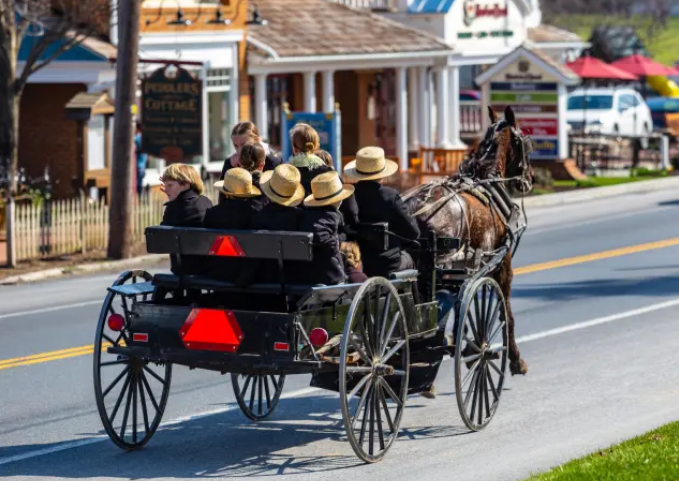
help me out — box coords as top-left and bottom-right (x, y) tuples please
(2, 188), (679, 480)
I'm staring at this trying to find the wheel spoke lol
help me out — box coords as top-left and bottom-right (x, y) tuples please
(368, 382), (376, 456)
(109, 372), (132, 424)
(102, 366), (130, 398)
(461, 358), (482, 388)
(348, 334), (372, 366)
(141, 372), (160, 412)
(119, 372), (134, 439)
(138, 374), (150, 434)
(462, 367), (480, 411)
(352, 382), (371, 430)
(464, 337), (482, 353)
(100, 360), (128, 367)
(269, 375), (278, 392)
(346, 366), (372, 373)
(381, 340), (406, 364)
(358, 305), (374, 360)
(379, 293), (393, 346)
(375, 381), (385, 451)
(483, 291), (497, 341)
(249, 375), (256, 412)
(240, 375), (253, 399)
(475, 288), (485, 340)
(264, 376), (272, 410)
(488, 359), (505, 379)
(486, 363), (499, 403)
(390, 369), (406, 377)
(377, 382), (395, 433)
(462, 353), (482, 364)
(485, 299), (502, 342)
(132, 370), (138, 444)
(348, 373), (372, 401)
(380, 312), (401, 358)
(143, 366), (167, 385)
(102, 333), (117, 346)
(358, 387), (372, 447)
(257, 376), (263, 416)
(483, 365), (491, 419)
(477, 366), (485, 426)
(487, 318), (505, 345)
(379, 377), (403, 408)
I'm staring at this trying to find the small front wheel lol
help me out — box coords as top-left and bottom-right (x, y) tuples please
(232, 373), (285, 421)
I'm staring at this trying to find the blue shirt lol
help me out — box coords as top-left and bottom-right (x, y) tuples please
(135, 133), (148, 168)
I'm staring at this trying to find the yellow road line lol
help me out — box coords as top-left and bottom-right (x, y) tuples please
(513, 237), (679, 275)
(3, 236), (679, 371)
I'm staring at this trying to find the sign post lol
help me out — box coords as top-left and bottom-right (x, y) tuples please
(141, 64), (203, 164)
(281, 104), (342, 171)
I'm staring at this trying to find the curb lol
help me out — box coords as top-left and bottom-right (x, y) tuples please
(0, 254), (166, 286)
(519, 176), (679, 208)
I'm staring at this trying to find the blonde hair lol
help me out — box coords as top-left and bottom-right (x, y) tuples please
(160, 163), (204, 195)
(315, 149), (334, 169)
(231, 121), (260, 140)
(290, 123), (320, 154)
(239, 142), (266, 172)
(340, 242), (362, 269)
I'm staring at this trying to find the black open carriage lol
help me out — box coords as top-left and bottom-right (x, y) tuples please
(93, 223), (512, 463)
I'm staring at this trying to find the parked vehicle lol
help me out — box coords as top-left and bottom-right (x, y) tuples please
(566, 88), (653, 137)
(646, 96), (679, 133)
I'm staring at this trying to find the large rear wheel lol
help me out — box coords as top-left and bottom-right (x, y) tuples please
(93, 270), (172, 450)
(339, 277), (410, 463)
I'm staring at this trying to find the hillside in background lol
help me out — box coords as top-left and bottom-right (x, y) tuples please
(548, 15), (679, 66)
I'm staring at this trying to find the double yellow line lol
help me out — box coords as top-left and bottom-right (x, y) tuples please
(2, 235), (679, 372)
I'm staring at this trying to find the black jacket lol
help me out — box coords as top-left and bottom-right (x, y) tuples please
(219, 153), (282, 204)
(353, 181), (420, 277)
(161, 189), (213, 274)
(298, 207), (346, 286)
(251, 202), (302, 284)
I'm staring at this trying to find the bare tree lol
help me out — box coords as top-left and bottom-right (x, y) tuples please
(0, 0), (112, 266)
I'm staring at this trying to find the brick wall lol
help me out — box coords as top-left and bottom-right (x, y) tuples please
(19, 83), (87, 199)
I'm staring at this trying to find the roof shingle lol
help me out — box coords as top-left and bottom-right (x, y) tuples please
(528, 24), (584, 44)
(248, 0), (452, 59)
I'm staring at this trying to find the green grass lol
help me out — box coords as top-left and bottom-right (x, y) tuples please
(524, 420), (679, 481)
(551, 170), (668, 189)
(548, 14), (679, 67)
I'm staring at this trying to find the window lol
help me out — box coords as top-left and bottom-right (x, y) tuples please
(87, 116), (106, 171)
(208, 90), (233, 162)
(266, 75), (294, 149)
(618, 94), (635, 111)
(567, 95), (614, 110)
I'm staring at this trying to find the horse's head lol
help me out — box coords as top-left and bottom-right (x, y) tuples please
(463, 106), (534, 193)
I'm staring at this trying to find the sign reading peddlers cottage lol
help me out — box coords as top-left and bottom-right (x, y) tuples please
(141, 64), (202, 163)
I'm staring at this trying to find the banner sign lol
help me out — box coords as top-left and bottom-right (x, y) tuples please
(517, 118), (558, 137)
(490, 92), (558, 103)
(530, 138), (559, 158)
(490, 82), (558, 92)
(141, 65), (202, 163)
(490, 104), (558, 114)
(281, 110), (342, 171)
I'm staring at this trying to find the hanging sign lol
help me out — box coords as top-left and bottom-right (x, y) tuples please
(463, 0), (508, 26)
(141, 64), (203, 163)
(530, 138), (559, 158)
(281, 109), (342, 171)
(517, 118), (558, 137)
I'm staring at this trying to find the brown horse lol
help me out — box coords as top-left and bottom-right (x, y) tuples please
(402, 105), (534, 376)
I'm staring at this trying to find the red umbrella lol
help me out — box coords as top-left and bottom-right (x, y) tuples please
(566, 56), (638, 80)
(610, 54), (676, 77)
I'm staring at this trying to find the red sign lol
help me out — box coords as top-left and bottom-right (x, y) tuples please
(517, 118), (558, 137)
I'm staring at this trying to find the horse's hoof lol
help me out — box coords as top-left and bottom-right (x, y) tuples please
(510, 358), (528, 376)
(421, 385), (436, 399)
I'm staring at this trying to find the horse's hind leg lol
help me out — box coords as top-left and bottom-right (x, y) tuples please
(495, 252), (528, 375)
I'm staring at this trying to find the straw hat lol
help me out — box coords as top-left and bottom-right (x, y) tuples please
(213, 168), (261, 198)
(303, 171), (355, 207)
(343, 146), (399, 181)
(259, 164), (306, 207)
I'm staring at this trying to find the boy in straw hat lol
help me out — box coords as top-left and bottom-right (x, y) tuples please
(344, 146), (420, 278)
(299, 171), (355, 286)
(205, 167), (267, 230)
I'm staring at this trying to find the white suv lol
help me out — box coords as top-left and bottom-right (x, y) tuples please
(566, 88), (653, 137)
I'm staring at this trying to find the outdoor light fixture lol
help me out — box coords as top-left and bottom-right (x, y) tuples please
(207, 9), (231, 25)
(246, 4), (268, 26)
(167, 8), (193, 26)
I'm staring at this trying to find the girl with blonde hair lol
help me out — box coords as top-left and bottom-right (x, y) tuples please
(288, 123), (332, 195)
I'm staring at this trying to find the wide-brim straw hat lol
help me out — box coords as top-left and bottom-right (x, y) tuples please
(303, 171), (355, 207)
(343, 146), (399, 181)
(259, 164), (306, 207)
(213, 168), (261, 198)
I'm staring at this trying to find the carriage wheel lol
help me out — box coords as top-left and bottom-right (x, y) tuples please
(340, 277), (410, 463)
(231, 373), (286, 421)
(93, 270), (173, 450)
(454, 277), (508, 431)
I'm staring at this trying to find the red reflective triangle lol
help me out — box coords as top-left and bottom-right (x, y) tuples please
(208, 235), (245, 257)
(180, 309), (244, 352)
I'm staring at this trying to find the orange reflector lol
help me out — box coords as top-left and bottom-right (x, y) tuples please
(180, 309), (244, 352)
(209, 235), (245, 257)
(273, 342), (289, 352)
(133, 333), (149, 342)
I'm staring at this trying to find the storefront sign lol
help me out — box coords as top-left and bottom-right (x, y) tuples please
(490, 82), (558, 92)
(490, 92), (558, 103)
(281, 111), (342, 171)
(517, 118), (558, 137)
(458, 30), (514, 40)
(463, 0), (508, 26)
(141, 65), (202, 162)
(490, 104), (558, 114)
(530, 138), (559, 158)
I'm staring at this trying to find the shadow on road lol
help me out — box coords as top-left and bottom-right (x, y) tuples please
(1, 390), (472, 478)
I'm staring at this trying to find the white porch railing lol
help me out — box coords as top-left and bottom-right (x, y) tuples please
(460, 100), (483, 136)
(327, 0), (396, 10)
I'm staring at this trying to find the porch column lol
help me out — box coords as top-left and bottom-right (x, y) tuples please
(435, 67), (451, 148)
(254, 73), (268, 141)
(304, 71), (317, 113)
(395, 66), (408, 171)
(418, 66), (430, 148)
(448, 65), (465, 147)
(322, 70), (335, 112)
(407, 67), (419, 151)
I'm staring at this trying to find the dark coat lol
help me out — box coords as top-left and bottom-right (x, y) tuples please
(219, 153), (282, 204)
(345, 262), (368, 284)
(297, 165), (333, 196)
(251, 202), (302, 284)
(161, 189), (213, 275)
(298, 207), (346, 286)
(353, 181), (420, 277)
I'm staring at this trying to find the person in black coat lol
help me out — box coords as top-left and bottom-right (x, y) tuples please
(299, 171), (355, 286)
(252, 164), (306, 284)
(344, 146), (420, 278)
(159, 163), (213, 276)
(218, 121), (282, 204)
(314, 149), (360, 236)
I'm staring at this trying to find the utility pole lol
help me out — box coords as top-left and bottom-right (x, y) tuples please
(108, 0), (140, 259)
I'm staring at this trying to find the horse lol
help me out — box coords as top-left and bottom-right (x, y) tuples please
(402, 105), (534, 376)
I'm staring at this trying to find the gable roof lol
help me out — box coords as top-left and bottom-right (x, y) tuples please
(409, 0), (455, 14)
(528, 24), (586, 45)
(18, 31), (116, 63)
(475, 42), (581, 85)
(247, 0), (452, 61)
